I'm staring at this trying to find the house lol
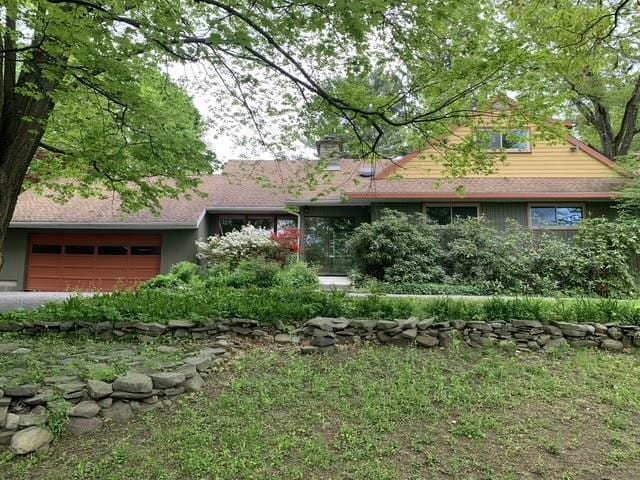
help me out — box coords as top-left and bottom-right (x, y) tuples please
(0, 117), (627, 291)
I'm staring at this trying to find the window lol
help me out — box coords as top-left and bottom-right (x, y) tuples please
(131, 246), (161, 256)
(478, 129), (530, 152)
(277, 217), (297, 232)
(530, 205), (584, 228)
(98, 245), (129, 255)
(248, 217), (274, 230)
(65, 245), (95, 255)
(219, 217), (245, 235)
(217, 214), (297, 235)
(424, 205), (478, 225)
(31, 244), (62, 254)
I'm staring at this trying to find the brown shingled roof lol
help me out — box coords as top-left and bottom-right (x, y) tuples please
(346, 177), (626, 200)
(10, 159), (366, 228)
(10, 158), (627, 228)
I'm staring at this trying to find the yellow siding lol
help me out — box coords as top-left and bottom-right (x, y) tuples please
(395, 126), (622, 179)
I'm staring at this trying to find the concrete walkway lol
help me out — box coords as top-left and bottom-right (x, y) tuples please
(0, 292), (91, 312)
(319, 276), (352, 289)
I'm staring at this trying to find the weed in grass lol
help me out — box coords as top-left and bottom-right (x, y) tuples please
(46, 398), (70, 437)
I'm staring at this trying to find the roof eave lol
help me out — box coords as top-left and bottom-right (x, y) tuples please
(8, 222), (199, 230)
(346, 192), (617, 201)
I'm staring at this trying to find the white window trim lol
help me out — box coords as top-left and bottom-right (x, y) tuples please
(477, 127), (532, 153)
(528, 203), (586, 230)
(423, 203), (481, 225)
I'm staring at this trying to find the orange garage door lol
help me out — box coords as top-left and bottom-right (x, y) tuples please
(26, 233), (162, 292)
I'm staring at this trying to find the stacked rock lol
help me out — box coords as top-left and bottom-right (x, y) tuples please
(0, 346), (229, 455)
(298, 317), (640, 354)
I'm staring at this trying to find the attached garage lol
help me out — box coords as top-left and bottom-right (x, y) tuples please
(26, 233), (162, 292)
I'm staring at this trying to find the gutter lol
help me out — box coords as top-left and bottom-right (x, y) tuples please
(205, 206), (288, 213)
(345, 192), (617, 201)
(8, 222), (199, 230)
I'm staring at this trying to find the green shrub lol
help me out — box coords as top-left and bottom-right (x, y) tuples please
(348, 209), (444, 283)
(441, 218), (536, 291)
(572, 219), (640, 297)
(141, 261), (201, 290)
(351, 211), (640, 298)
(228, 259), (281, 288)
(196, 225), (278, 267)
(275, 261), (320, 288)
(376, 282), (488, 296)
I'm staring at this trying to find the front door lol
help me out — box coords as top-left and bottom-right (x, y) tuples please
(303, 217), (355, 275)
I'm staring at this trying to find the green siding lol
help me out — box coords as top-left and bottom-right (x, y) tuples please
(160, 229), (201, 273)
(0, 229), (28, 290)
(481, 202), (528, 229)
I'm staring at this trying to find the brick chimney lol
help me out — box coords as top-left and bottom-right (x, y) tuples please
(316, 135), (343, 170)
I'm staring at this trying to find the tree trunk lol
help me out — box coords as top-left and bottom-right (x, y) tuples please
(0, 69), (58, 270)
(0, 132), (44, 271)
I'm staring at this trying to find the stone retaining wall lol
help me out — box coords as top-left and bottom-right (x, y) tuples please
(299, 317), (640, 353)
(2, 316), (639, 455)
(0, 343), (230, 455)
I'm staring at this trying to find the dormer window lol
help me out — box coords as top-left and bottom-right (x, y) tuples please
(478, 129), (530, 152)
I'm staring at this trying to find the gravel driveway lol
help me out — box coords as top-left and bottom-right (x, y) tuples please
(0, 292), (92, 312)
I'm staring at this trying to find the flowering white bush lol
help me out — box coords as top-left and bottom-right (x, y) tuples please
(196, 224), (278, 266)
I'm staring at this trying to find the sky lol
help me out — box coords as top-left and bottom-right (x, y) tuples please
(169, 62), (316, 162)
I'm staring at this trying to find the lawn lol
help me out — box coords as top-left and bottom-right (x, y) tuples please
(2, 345), (640, 480)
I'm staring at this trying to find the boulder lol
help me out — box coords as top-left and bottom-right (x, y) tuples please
(5, 413), (19, 430)
(466, 322), (492, 331)
(11, 426), (53, 455)
(149, 372), (186, 389)
(134, 322), (167, 336)
(167, 320), (196, 329)
(87, 379), (112, 399)
(175, 363), (197, 378)
(0, 431), (14, 445)
(70, 400), (101, 418)
(376, 320), (398, 330)
(18, 410), (48, 427)
(24, 391), (54, 406)
(545, 337), (569, 349)
(101, 401), (133, 423)
(183, 356), (211, 372)
(607, 327), (623, 340)
(416, 335), (439, 348)
(68, 416), (102, 435)
(543, 325), (563, 336)
(400, 328), (417, 340)
(183, 373), (205, 392)
(306, 317), (334, 331)
(4, 384), (40, 397)
(512, 319), (543, 329)
(310, 336), (337, 347)
(112, 374), (152, 394)
(600, 339), (624, 351)
(274, 334), (300, 345)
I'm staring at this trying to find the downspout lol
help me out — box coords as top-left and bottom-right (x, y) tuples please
(293, 209), (302, 261)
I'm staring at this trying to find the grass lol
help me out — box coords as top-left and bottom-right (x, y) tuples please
(4, 287), (640, 325)
(2, 344), (640, 479)
(0, 334), (195, 386)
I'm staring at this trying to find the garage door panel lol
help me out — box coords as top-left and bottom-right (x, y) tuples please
(26, 233), (162, 292)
